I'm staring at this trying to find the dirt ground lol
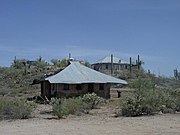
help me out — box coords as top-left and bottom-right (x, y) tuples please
(0, 113), (179, 135)
(0, 91), (180, 135)
(0, 102), (180, 135)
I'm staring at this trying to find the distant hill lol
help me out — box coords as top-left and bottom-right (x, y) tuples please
(0, 57), (180, 99)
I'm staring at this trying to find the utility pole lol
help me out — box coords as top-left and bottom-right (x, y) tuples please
(174, 68), (179, 79)
(137, 55), (140, 70)
(111, 54), (113, 75)
(129, 57), (132, 73)
(23, 61), (27, 75)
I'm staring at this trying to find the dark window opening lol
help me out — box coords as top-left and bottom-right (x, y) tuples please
(52, 84), (55, 90)
(115, 65), (119, 70)
(76, 84), (82, 90)
(99, 84), (104, 90)
(88, 84), (94, 93)
(106, 64), (108, 69)
(64, 84), (69, 90)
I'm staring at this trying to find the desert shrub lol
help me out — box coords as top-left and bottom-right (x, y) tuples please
(116, 69), (155, 80)
(51, 93), (104, 118)
(175, 89), (180, 111)
(51, 97), (85, 118)
(168, 88), (180, 112)
(120, 91), (160, 116)
(12, 59), (26, 69)
(157, 89), (176, 113)
(121, 96), (142, 117)
(120, 79), (176, 117)
(61, 97), (85, 115)
(51, 98), (69, 118)
(0, 98), (36, 120)
(82, 93), (104, 109)
(0, 89), (8, 96)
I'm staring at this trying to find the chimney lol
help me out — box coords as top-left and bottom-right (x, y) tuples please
(69, 53), (71, 59)
(111, 54), (113, 75)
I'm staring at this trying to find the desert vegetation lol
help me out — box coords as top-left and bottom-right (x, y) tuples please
(113, 67), (180, 117)
(118, 78), (180, 117)
(0, 57), (180, 121)
(51, 93), (104, 118)
(0, 98), (35, 120)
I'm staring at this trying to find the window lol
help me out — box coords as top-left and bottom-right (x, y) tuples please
(64, 84), (69, 90)
(120, 65), (123, 70)
(52, 84), (55, 90)
(106, 64), (108, 69)
(51, 84), (57, 96)
(99, 84), (104, 90)
(115, 65), (119, 70)
(76, 84), (82, 90)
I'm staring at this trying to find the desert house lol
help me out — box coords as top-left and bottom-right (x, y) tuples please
(41, 61), (127, 99)
(91, 55), (130, 74)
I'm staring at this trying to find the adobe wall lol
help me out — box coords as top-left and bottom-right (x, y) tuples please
(41, 82), (111, 99)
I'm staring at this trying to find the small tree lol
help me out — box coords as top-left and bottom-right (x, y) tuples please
(57, 58), (70, 68)
(51, 58), (58, 65)
(12, 58), (26, 69)
(34, 57), (49, 70)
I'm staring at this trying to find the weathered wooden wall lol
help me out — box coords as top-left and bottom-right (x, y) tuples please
(92, 63), (128, 74)
(41, 82), (111, 99)
(41, 81), (51, 99)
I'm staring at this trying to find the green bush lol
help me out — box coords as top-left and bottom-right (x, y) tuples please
(0, 98), (36, 120)
(120, 79), (177, 117)
(115, 68), (156, 80)
(82, 93), (104, 109)
(0, 89), (8, 96)
(121, 96), (142, 117)
(168, 88), (180, 111)
(157, 89), (176, 113)
(60, 98), (84, 115)
(175, 89), (180, 111)
(51, 97), (85, 118)
(120, 91), (160, 116)
(51, 98), (69, 118)
(51, 93), (104, 118)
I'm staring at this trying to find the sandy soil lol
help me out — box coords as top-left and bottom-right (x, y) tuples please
(0, 103), (180, 135)
(0, 114), (179, 135)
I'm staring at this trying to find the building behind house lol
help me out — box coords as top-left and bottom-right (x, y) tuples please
(91, 56), (130, 74)
(174, 69), (180, 80)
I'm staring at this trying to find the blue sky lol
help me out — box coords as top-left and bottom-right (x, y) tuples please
(0, 0), (180, 76)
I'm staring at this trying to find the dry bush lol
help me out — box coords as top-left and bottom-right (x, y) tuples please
(0, 98), (36, 120)
(119, 79), (178, 117)
(51, 93), (104, 118)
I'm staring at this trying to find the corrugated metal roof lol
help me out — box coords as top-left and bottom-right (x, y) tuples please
(94, 56), (129, 64)
(45, 61), (128, 84)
